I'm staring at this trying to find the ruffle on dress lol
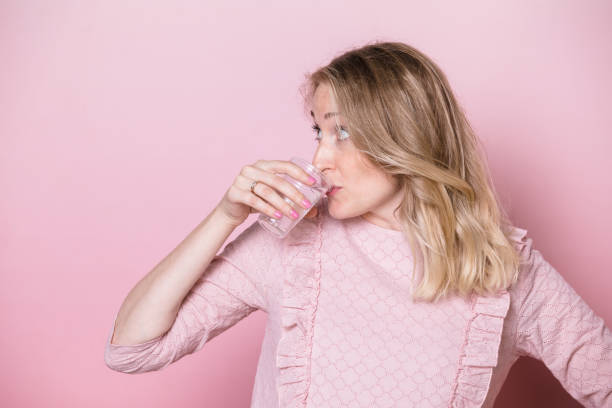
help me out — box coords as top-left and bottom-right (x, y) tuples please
(508, 226), (535, 264)
(275, 198), (326, 407)
(449, 226), (531, 407)
(449, 290), (510, 407)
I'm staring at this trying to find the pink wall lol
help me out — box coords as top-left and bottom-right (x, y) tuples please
(1, 1), (610, 407)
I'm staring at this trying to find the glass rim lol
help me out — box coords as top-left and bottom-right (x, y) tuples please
(289, 157), (321, 175)
(289, 156), (331, 190)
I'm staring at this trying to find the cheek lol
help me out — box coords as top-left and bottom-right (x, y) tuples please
(359, 174), (393, 196)
(345, 162), (370, 182)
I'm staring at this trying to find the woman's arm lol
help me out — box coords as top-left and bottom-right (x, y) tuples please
(110, 206), (237, 346)
(104, 215), (278, 373)
(514, 249), (612, 407)
(104, 159), (314, 372)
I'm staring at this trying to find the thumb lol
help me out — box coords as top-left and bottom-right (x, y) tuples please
(304, 206), (319, 219)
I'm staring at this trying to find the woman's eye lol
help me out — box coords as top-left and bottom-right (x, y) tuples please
(312, 124), (323, 140)
(311, 124), (350, 142)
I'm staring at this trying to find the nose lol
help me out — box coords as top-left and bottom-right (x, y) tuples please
(312, 134), (336, 186)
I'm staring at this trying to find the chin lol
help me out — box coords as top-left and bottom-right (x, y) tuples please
(326, 198), (361, 220)
(325, 198), (343, 219)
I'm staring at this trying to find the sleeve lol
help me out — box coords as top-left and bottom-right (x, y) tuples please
(514, 249), (612, 407)
(104, 219), (282, 374)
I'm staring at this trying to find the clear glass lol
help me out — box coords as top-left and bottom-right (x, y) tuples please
(257, 157), (331, 239)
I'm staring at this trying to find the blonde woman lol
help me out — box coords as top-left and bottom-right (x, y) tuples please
(104, 41), (612, 407)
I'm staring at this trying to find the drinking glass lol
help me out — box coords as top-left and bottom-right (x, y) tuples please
(257, 157), (330, 238)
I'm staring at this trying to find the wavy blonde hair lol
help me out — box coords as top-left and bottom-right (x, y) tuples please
(300, 41), (521, 302)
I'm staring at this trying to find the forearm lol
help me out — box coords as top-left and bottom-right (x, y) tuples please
(110, 206), (237, 346)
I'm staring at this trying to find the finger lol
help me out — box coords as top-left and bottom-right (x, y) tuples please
(240, 166), (313, 211)
(238, 174), (302, 219)
(240, 184), (283, 219)
(254, 159), (316, 187)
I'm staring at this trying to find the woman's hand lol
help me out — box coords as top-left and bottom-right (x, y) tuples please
(215, 159), (319, 228)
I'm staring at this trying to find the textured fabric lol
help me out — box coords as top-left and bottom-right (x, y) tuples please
(104, 197), (612, 407)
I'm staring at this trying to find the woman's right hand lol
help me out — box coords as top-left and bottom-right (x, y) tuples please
(215, 159), (318, 228)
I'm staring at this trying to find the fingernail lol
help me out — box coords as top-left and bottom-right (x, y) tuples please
(302, 198), (312, 208)
(290, 209), (298, 219)
(274, 210), (282, 219)
(307, 176), (316, 184)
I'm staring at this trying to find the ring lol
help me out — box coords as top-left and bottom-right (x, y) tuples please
(249, 180), (258, 194)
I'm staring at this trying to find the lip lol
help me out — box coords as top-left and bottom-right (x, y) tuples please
(326, 186), (342, 196)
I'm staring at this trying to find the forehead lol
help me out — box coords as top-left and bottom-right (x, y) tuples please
(311, 83), (340, 121)
(313, 82), (334, 105)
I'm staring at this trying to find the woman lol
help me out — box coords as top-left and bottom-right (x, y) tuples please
(104, 41), (612, 407)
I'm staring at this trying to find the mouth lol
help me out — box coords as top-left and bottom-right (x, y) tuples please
(326, 186), (342, 196)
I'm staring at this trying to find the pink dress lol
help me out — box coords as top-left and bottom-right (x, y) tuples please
(104, 198), (612, 407)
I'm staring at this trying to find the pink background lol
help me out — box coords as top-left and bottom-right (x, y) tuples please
(1, 1), (610, 407)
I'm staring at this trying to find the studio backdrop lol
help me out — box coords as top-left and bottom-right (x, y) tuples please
(1, 1), (610, 407)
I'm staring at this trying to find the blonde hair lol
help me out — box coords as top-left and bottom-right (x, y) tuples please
(300, 41), (521, 302)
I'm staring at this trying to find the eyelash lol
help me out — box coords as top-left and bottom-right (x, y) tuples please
(311, 124), (350, 142)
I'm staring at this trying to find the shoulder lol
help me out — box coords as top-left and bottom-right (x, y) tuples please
(505, 226), (576, 315)
(506, 225), (538, 287)
(504, 226), (543, 313)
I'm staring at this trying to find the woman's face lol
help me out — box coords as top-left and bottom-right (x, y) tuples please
(311, 82), (403, 230)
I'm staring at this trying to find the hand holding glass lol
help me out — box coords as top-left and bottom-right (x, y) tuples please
(257, 157), (330, 238)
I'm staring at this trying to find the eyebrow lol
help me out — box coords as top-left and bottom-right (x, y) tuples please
(310, 110), (340, 121)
